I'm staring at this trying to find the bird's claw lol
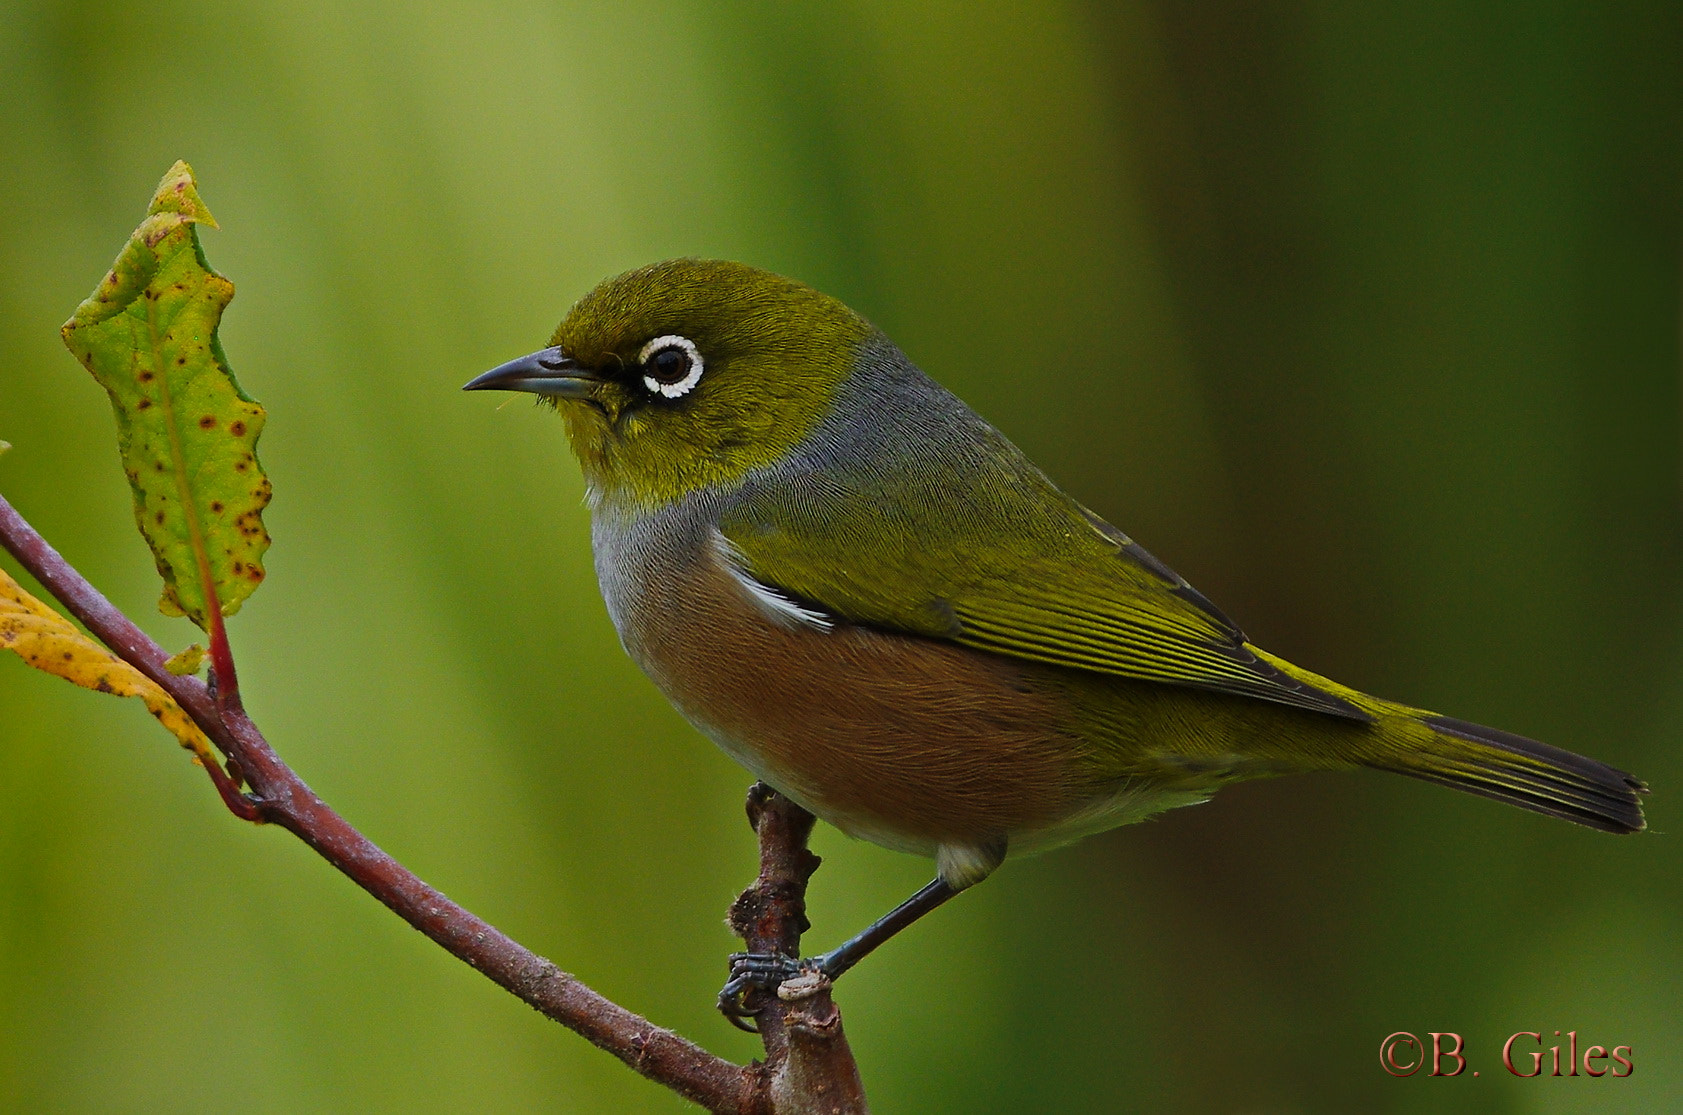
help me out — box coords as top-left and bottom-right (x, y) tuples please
(717, 951), (816, 1032)
(743, 780), (777, 831)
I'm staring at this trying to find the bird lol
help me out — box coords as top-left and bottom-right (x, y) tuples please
(465, 258), (1646, 1024)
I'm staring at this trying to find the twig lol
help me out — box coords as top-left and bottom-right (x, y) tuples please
(731, 786), (870, 1114)
(0, 491), (757, 1112)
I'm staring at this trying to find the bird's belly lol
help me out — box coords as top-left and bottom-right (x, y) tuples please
(600, 534), (1095, 854)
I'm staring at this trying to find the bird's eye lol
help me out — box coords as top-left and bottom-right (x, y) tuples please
(637, 335), (704, 398)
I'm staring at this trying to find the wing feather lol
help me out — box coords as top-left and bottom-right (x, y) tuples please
(720, 460), (1371, 723)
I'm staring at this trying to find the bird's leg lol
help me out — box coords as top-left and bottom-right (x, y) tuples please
(719, 877), (958, 1025)
(815, 876), (961, 979)
(719, 835), (1008, 1027)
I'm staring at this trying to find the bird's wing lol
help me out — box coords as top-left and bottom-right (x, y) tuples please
(718, 459), (1372, 723)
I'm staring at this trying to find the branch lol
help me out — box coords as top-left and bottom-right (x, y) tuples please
(0, 491), (756, 1112)
(731, 786), (870, 1114)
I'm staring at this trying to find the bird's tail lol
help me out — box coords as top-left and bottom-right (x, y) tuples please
(1368, 713), (1647, 834)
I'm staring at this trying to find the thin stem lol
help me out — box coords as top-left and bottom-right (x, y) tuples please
(199, 747), (261, 820)
(0, 491), (755, 1113)
(204, 598), (240, 711)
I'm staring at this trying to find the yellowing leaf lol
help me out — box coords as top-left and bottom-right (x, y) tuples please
(0, 568), (216, 765)
(164, 643), (207, 676)
(61, 161), (271, 628)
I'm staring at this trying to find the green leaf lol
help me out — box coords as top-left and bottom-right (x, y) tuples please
(61, 161), (271, 628)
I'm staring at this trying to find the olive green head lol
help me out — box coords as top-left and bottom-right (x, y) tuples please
(467, 259), (871, 510)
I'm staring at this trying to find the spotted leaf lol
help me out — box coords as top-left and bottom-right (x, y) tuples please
(0, 568), (216, 765)
(61, 161), (270, 628)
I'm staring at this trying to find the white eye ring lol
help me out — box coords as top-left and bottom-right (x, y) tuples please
(638, 334), (704, 398)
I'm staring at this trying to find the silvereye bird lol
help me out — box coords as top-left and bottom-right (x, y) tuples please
(465, 259), (1646, 1022)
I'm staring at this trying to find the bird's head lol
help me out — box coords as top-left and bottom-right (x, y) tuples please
(466, 259), (870, 511)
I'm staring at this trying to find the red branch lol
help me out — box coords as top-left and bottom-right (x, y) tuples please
(0, 491), (790, 1112)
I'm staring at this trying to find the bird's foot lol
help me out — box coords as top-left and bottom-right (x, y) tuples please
(743, 780), (778, 831)
(717, 950), (832, 1032)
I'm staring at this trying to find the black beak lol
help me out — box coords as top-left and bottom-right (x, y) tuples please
(463, 347), (600, 398)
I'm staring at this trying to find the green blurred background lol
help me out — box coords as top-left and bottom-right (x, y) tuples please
(1, 2), (1678, 1111)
